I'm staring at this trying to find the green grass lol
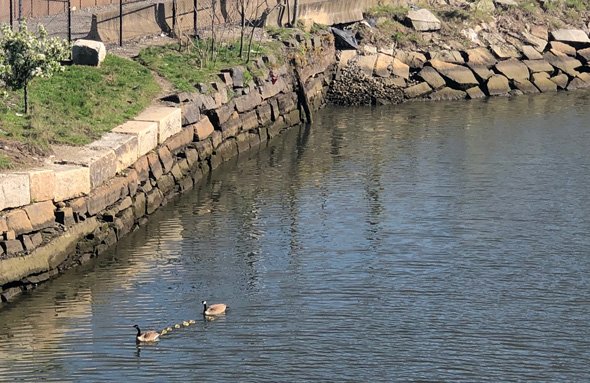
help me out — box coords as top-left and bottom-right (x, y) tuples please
(365, 4), (408, 19)
(0, 54), (160, 148)
(565, 0), (587, 10)
(136, 38), (284, 92)
(0, 154), (13, 169)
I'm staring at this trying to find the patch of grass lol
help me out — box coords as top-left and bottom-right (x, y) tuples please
(310, 23), (328, 34)
(565, 0), (586, 11)
(520, 0), (539, 13)
(137, 38), (284, 92)
(0, 154), (13, 170)
(266, 26), (299, 41)
(0, 54), (160, 148)
(365, 4), (408, 19)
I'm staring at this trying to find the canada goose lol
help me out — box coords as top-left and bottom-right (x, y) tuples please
(133, 325), (160, 343)
(202, 300), (228, 316)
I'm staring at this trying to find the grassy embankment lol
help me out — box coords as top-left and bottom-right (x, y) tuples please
(0, 35), (288, 169)
(0, 55), (160, 168)
(136, 37), (286, 92)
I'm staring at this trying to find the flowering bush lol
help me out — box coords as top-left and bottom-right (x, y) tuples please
(0, 22), (70, 113)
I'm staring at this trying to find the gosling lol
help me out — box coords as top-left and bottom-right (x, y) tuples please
(133, 324), (160, 343)
(202, 300), (228, 316)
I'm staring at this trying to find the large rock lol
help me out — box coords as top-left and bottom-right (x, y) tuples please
(429, 87), (466, 101)
(260, 77), (286, 100)
(134, 106), (182, 144)
(523, 59), (554, 73)
(194, 116), (214, 141)
(577, 47), (590, 63)
(52, 145), (117, 189)
(466, 86), (486, 99)
(234, 91), (262, 113)
(468, 64), (495, 82)
(5, 209), (33, 235)
(50, 164), (91, 202)
(550, 29), (590, 45)
(407, 9), (441, 32)
(550, 74), (569, 89)
(567, 73), (590, 90)
(397, 51), (427, 69)
(23, 201), (55, 231)
(338, 50), (357, 68)
(112, 120), (158, 157)
(429, 50), (464, 64)
(356, 54), (378, 75)
(490, 44), (520, 59)
(532, 72), (558, 92)
(466, 48), (497, 67)
(391, 58), (410, 79)
(521, 45), (543, 60)
(521, 31), (547, 52)
(486, 74), (511, 96)
(404, 82), (432, 98)
(374, 53), (393, 77)
(514, 80), (540, 94)
(72, 39), (106, 67)
(88, 132), (139, 173)
(418, 66), (446, 89)
(181, 100), (201, 126)
(544, 52), (582, 77)
(495, 59), (530, 81)
(20, 168), (55, 203)
(0, 173), (30, 210)
(429, 59), (479, 89)
(550, 41), (577, 56)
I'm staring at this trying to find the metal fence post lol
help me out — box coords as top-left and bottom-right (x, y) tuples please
(193, 0), (197, 37)
(67, 0), (72, 43)
(172, 0), (176, 34)
(18, 0), (22, 26)
(9, 0), (13, 29)
(119, 0), (123, 46)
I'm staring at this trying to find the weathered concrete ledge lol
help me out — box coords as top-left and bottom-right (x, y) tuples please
(0, 31), (336, 303)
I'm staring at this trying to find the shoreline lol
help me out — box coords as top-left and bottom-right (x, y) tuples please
(3, 6), (590, 302)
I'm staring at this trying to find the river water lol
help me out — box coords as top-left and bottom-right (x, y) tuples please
(1, 92), (590, 382)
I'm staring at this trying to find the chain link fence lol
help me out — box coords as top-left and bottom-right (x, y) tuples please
(1, 0), (285, 46)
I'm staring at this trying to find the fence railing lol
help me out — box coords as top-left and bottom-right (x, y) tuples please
(2, 0), (289, 46)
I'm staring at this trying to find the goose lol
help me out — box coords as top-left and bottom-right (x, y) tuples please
(202, 300), (228, 316)
(133, 325), (160, 343)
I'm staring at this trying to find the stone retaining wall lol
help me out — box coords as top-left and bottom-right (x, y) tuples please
(0, 31), (336, 303)
(329, 28), (590, 105)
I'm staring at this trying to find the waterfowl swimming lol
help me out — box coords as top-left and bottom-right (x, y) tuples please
(202, 300), (227, 316)
(133, 325), (160, 343)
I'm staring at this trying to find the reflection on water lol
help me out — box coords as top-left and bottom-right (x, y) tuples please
(1, 92), (590, 382)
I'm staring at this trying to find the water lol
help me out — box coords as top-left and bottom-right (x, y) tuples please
(1, 92), (590, 382)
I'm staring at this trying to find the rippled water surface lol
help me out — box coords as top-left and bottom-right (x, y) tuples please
(1, 92), (590, 382)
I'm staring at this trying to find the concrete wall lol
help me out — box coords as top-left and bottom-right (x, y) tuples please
(0, 31), (337, 303)
(84, 0), (384, 43)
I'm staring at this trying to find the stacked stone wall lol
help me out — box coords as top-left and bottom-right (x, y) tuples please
(329, 28), (590, 104)
(0, 31), (336, 303)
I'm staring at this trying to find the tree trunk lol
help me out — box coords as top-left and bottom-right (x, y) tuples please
(239, 0), (245, 58)
(210, 0), (215, 62)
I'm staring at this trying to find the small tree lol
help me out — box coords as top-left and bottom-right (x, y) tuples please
(0, 23), (70, 114)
